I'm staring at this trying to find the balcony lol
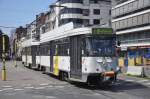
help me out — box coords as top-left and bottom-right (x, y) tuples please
(112, 0), (150, 18)
(121, 38), (150, 46)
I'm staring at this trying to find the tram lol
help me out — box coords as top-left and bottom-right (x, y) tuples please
(21, 23), (118, 85)
(22, 41), (40, 69)
(38, 26), (118, 85)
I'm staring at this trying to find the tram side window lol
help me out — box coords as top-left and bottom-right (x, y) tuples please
(36, 46), (39, 56)
(40, 44), (50, 56)
(22, 48), (24, 55)
(27, 47), (31, 55)
(57, 43), (69, 56)
(81, 38), (87, 56)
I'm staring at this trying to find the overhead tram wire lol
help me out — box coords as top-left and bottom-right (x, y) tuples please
(0, 25), (17, 29)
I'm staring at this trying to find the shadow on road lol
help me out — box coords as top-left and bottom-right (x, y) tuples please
(24, 67), (150, 93)
(69, 79), (149, 92)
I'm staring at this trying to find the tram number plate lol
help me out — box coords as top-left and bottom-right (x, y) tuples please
(104, 71), (115, 77)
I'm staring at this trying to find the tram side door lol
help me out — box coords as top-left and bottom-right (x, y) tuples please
(70, 36), (82, 79)
(50, 42), (54, 72)
(32, 46), (36, 67)
(25, 47), (27, 66)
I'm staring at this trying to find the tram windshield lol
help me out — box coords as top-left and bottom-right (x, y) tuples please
(86, 37), (116, 56)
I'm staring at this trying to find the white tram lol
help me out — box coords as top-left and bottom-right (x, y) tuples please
(38, 24), (118, 85)
(21, 40), (40, 69)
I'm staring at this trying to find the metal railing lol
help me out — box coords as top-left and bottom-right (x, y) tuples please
(121, 38), (150, 44)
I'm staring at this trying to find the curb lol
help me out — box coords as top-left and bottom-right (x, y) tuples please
(124, 73), (150, 80)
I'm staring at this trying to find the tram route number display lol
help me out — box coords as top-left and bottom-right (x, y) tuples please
(92, 28), (113, 35)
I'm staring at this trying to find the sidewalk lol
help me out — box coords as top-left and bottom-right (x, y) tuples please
(144, 66), (150, 78)
(120, 66), (150, 79)
(0, 61), (63, 87)
(118, 73), (150, 84)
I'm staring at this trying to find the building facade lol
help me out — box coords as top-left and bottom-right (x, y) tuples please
(11, 27), (27, 60)
(43, 0), (112, 34)
(112, 0), (150, 66)
(36, 13), (46, 40)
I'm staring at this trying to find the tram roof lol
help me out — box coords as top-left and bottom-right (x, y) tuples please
(40, 22), (111, 43)
(21, 39), (40, 47)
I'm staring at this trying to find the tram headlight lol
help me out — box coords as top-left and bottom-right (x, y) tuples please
(106, 57), (112, 63)
(96, 58), (103, 63)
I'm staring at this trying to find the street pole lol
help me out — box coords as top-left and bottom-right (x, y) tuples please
(14, 39), (17, 67)
(2, 35), (6, 81)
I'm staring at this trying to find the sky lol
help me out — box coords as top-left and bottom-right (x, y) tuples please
(0, 0), (55, 36)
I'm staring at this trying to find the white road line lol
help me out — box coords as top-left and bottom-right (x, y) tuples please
(24, 86), (34, 89)
(14, 89), (24, 91)
(125, 79), (135, 82)
(47, 85), (53, 88)
(39, 83), (49, 86)
(2, 86), (12, 88)
(145, 83), (150, 85)
(54, 86), (65, 88)
(34, 87), (46, 90)
(0, 90), (3, 92)
(137, 80), (149, 83)
(45, 96), (58, 99)
(2, 88), (13, 91)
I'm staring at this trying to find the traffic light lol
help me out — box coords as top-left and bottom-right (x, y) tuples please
(117, 41), (121, 46)
(0, 34), (10, 52)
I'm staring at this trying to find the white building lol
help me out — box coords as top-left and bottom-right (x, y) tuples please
(44, 0), (112, 33)
(112, 0), (150, 66)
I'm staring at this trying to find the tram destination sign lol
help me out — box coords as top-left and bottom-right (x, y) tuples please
(92, 28), (113, 35)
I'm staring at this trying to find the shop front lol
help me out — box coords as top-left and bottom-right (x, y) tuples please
(117, 46), (150, 67)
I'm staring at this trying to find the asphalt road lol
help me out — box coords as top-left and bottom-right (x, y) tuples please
(0, 61), (150, 99)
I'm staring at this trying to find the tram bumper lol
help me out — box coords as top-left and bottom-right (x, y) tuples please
(101, 71), (117, 83)
(87, 71), (117, 85)
(103, 71), (115, 77)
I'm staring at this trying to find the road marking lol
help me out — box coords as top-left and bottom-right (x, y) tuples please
(39, 83), (49, 86)
(2, 88), (13, 91)
(54, 85), (65, 88)
(2, 86), (12, 88)
(47, 85), (53, 88)
(14, 89), (24, 91)
(24, 86), (34, 89)
(34, 87), (46, 90)
(45, 96), (58, 99)
(125, 79), (135, 82)
(0, 90), (3, 92)
(137, 80), (149, 83)
(145, 83), (150, 85)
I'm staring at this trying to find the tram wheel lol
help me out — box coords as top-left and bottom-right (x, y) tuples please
(59, 71), (68, 81)
(28, 64), (31, 69)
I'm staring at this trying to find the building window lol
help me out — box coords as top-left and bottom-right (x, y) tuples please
(90, 0), (98, 4)
(60, 0), (83, 4)
(132, 16), (138, 26)
(60, 8), (82, 14)
(60, 18), (83, 25)
(138, 0), (144, 9)
(143, 13), (149, 24)
(93, 9), (100, 15)
(112, 22), (116, 30)
(83, 9), (90, 16)
(137, 15), (143, 25)
(83, 19), (89, 26)
(93, 19), (100, 25)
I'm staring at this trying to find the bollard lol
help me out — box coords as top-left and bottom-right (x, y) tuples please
(1, 35), (6, 81)
(2, 53), (6, 80)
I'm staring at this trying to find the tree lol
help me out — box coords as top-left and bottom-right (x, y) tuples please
(0, 30), (10, 53)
